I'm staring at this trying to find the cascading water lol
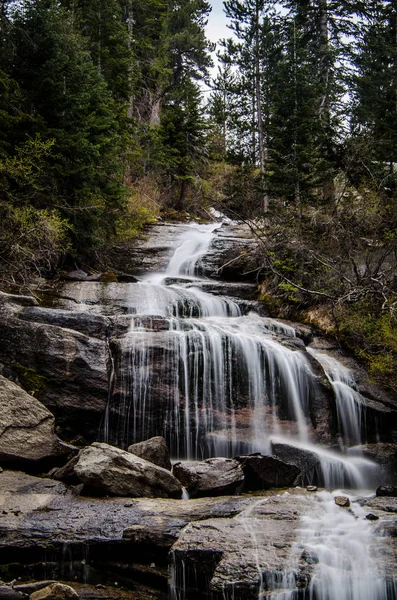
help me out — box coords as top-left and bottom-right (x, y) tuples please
(93, 219), (396, 600)
(103, 219), (380, 487)
(308, 348), (365, 448)
(268, 491), (397, 600)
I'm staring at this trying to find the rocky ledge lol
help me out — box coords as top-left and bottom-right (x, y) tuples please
(0, 471), (396, 599)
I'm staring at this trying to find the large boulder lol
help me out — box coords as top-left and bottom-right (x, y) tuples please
(236, 453), (301, 490)
(128, 436), (171, 471)
(0, 375), (69, 468)
(30, 583), (79, 600)
(271, 442), (321, 485)
(74, 442), (182, 498)
(172, 458), (244, 498)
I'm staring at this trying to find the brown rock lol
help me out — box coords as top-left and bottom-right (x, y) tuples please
(30, 583), (79, 599)
(128, 436), (171, 471)
(335, 495), (351, 507)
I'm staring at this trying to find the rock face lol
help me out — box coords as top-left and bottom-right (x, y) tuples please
(0, 375), (69, 468)
(172, 458), (244, 498)
(0, 294), (109, 442)
(199, 222), (263, 282)
(74, 442), (182, 498)
(128, 436), (171, 471)
(236, 454), (301, 490)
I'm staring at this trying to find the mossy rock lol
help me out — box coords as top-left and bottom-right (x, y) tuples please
(11, 363), (47, 398)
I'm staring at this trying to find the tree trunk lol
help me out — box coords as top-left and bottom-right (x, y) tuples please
(254, 0), (268, 213)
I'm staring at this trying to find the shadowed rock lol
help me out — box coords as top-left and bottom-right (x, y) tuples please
(172, 458), (244, 498)
(236, 454), (301, 490)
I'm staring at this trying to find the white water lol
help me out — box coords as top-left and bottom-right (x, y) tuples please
(120, 221), (397, 600)
(103, 220), (379, 488)
(308, 349), (365, 448)
(269, 491), (395, 600)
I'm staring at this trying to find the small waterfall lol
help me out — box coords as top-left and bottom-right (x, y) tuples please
(269, 491), (397, 600)
(308, 349), (365, 447)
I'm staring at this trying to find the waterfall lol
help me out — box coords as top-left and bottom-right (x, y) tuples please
(308, 348), (365, 448)
(268, 491), (397, 600)
(103, 220), (379, 488)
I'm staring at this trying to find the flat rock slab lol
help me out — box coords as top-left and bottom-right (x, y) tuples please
(0, 473), (396, 598)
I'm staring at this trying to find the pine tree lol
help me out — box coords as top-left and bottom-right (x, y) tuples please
(9, 0), (127, 249)
(351, 0), (397, 186)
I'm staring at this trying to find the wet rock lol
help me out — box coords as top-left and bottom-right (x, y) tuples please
(170, 495), (304, 599)
(101, 223), (191, 276)
(271, 443), (321, 485)
(366, 513), (379, 521)
(306, 485), (318, 492)
(376, 486), (397, 497)
(361, 443), (397, 483)
(236, 454), (301, 490)
(172, 458), (244, 498)
(335, 495), (350, 507)
(128, 437), (171, 471)
(0, 584), (27, 599)
(0, 304), (108, 441)
(115, 274), (138, 283)
(0, 375), (69, 468)
(30, 582), (79, 599)
(19, 308), (109, 340)
(74, 442), (182, 498)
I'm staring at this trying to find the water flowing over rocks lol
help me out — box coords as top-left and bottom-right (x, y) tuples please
(1, 218), (397, 598)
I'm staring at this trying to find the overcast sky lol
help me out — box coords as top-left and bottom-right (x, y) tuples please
(206, 0), (230, 80)
(207, 0), (229, 45)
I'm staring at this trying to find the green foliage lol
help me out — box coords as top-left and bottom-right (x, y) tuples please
(0, 204), (70, 281)
(337, 303), (397, 393)
(11, 363), (48, 398)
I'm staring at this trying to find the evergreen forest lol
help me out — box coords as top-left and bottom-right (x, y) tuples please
(1, 0), (397, 390)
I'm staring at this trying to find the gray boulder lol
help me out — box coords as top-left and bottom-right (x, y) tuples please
(128, 436), (171, 471)
(74, 442), (182, 498)
(236, 453), (301, 490)
(271, 442), (321, 485)
(0, 375), (69, 467)
(172, 457), (244, 498)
